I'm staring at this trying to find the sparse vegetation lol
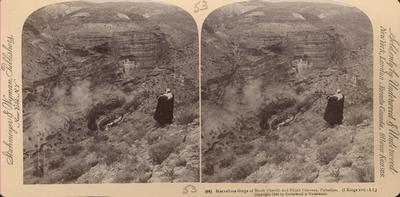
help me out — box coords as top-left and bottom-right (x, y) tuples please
(102, 145), (123, 165)
(201, 0), (373, 184)
(114, 159), (151, 183)
(149, 139), (177, 164)
(316, 141), (345, 165)
(86, 142), (123, 166)
(231, 161), (255, 181)
(304, 164), (319, 183)
(94, 135), (108, 142)
(281, 168), (303, 182)
(176, 159), (187, 167)
(32, 166), (44, 177)
(48, 157), (65, 170)
(61, 163), (88, 182)
(175, 108), (199, 125)
(346, 107), (370, 126)
(219, 153), (235, 168)
(341, 159), (353, 168)
(352, 165), (374, 182)
(294, 126), (317, 145)
(203, 162), (214, 176)
(87, 143), (99, 153)
(63, 144), (83, 156)
(233, 143), (254, 155)
(123, 128), (147, 145)
(145, 130), (161, 145)
(329, 168), (341, 179)
(259, 142), (291, 165)
(23, 1), (200, 185)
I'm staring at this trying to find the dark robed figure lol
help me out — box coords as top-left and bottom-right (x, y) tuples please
(154, 88), (174, 125)
(324, 89), (344, 126)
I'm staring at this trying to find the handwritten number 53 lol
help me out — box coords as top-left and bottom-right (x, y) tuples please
(194, 0), (208, 13)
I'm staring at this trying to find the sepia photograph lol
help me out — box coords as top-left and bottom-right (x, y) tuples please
(2, 0), (400, 196)
(201, 0), (374, 183)
(22, 1), (199, 184)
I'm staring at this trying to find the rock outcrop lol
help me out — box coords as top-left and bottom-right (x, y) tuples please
(201, 1), (373, 183)
(112, 31), (168, 69)
(22, 2), (199, 184)
(288, 31), (343, 65)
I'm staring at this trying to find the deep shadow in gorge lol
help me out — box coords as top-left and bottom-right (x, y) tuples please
(201, 1), (373, 183)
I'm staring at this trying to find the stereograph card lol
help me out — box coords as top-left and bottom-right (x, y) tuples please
(0, 0), (399, 196)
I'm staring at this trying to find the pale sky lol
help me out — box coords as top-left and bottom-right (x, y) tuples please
(84, 0), (156, 3)
(82, 0), (175, 6)
(260, 0), (353, 7)
(83, 0), (353, 7)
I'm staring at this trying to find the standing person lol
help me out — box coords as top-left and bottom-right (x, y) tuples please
(323, 89), (344, 127)
(154, 88), (174, 126)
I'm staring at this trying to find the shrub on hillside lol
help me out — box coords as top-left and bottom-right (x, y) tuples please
(233, 143), (254, 155)
(341, 159), (353, 168)
(219, 153), (235, 168)
(61, 163), (88, 182)
(63, 144), (83, 156)
(145, 130), (161, 145)
(87, 143), (99, 153)
(231, 161), (255, 181)
(149, 139), (177, 164)
(48, 157), (65, 170)
(94, 134), (109, 142)
(32, 166), (44, 177)
(352, 165), (374, 182)
(258, 141), (290, 165)
(175, 109), (198, 125)
(346, 107), (370, 126)
(281, 168), (303, 182)
(114, 160), (151, 183)
(123, 128), (147, 145)
(103, 146), (123, 165)
(203, 161), (214, 176)
(316, 141), (345, 165)
(294, 127), (318, 146)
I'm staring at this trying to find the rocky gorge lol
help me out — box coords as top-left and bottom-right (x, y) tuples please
(201, 1), (373, 183)
(23, 2), (199, 183)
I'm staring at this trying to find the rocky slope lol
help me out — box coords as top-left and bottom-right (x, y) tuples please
(201, 1), (373, 183)
(23, 2), (199, 183)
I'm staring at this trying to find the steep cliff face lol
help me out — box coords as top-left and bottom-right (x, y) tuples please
(288, 31), (343, 65)
(23, 2), (199, 184)
(112, 31), (168, 68)
(201, 1), (373, 183)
